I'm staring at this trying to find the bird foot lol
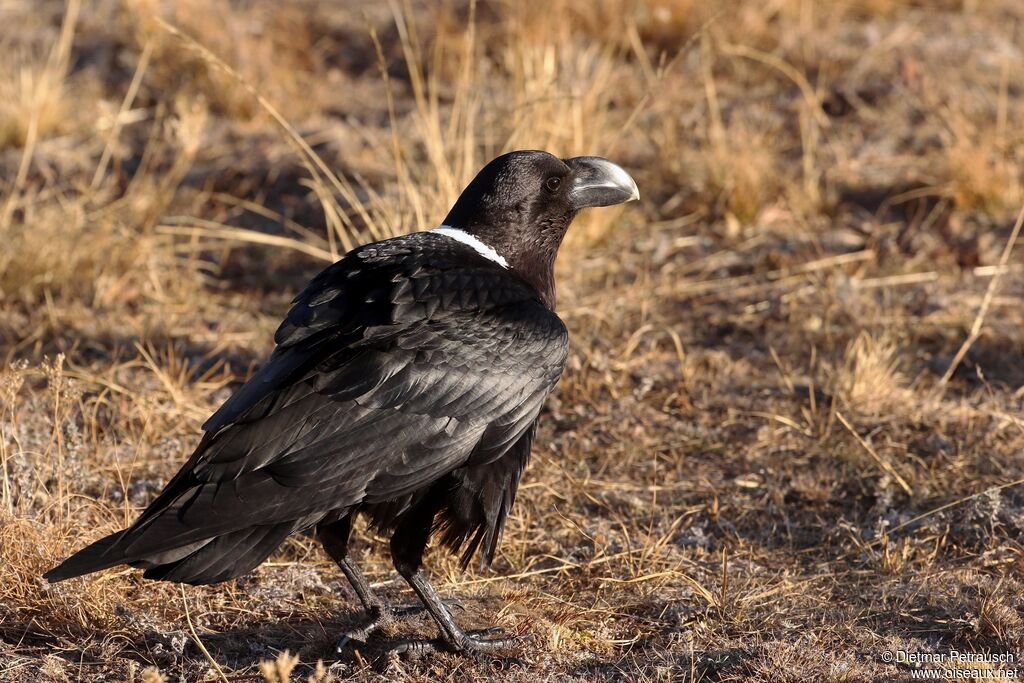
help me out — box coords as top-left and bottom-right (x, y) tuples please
(337, 600), (467, 651)
(386, 627), (520, 659)
(336, 605), (394, 651)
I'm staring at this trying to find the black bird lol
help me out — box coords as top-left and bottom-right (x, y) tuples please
(45, 150), (639, 655)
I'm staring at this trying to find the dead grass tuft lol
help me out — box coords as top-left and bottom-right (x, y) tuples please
(125, 0), (319, 121)
(943, 115), (1021, 213)
(259, 650), (304, 683)
(0, 0), (78, 150)
(834, 332), (907, 414)
(140, 666), (167, 683)
(701, 117), (782, 226)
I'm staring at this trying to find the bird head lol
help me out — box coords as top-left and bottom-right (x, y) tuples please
(441, 150), (639, 307)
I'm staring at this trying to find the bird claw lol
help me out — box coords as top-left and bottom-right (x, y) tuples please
(386, 626), (520, 660)
(336, 600), (467, 651)
(336, 605), (394, 652)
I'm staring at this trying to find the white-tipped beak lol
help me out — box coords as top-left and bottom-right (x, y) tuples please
(564, 156), (639, 210)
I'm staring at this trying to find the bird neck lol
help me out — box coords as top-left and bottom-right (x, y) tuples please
(439, 213), (567, 312)
(508, 250), (558, 310)
(432, 223), (560, 310)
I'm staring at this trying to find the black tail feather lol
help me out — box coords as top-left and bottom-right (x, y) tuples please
(43, 530), (129, 582)
(44, 522), (302, 585)
(141, 522), (298, 585)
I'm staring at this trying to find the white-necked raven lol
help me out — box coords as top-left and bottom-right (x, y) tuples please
(45, 150), (639, 656)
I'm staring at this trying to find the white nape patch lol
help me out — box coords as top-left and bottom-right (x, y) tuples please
(430, 226), (509, 268)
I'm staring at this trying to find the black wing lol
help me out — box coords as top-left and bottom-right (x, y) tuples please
(46, 232), (567, 581)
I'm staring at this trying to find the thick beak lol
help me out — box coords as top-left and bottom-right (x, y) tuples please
(564, 156), (640, 211)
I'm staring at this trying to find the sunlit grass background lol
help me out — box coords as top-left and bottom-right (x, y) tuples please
(2, 0), (1023, 680)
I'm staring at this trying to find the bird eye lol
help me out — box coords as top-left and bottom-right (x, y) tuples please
(545, 176), (561, 192)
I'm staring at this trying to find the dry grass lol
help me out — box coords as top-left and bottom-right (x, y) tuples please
(2, 0), (1024, 681)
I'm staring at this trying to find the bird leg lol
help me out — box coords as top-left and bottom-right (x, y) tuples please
(332, 553), (397, 649)
(335, 557), (471, 650)
(318, 518), (464, 651)
(384, 503), (518, 657)
(318, 519), (397, 649)
(387, 568), (519, 657)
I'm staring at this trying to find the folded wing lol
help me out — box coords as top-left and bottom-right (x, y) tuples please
(45, 233), (567, 583)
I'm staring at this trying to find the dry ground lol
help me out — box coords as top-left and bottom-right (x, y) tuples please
(2, 0), (1024, 681)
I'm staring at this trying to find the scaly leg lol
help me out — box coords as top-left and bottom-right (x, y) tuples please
(387, 513), (519, 657)
(318, 516), (463, 651)
(387, 568), (518, 657)
(318, 518), (396, 649)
